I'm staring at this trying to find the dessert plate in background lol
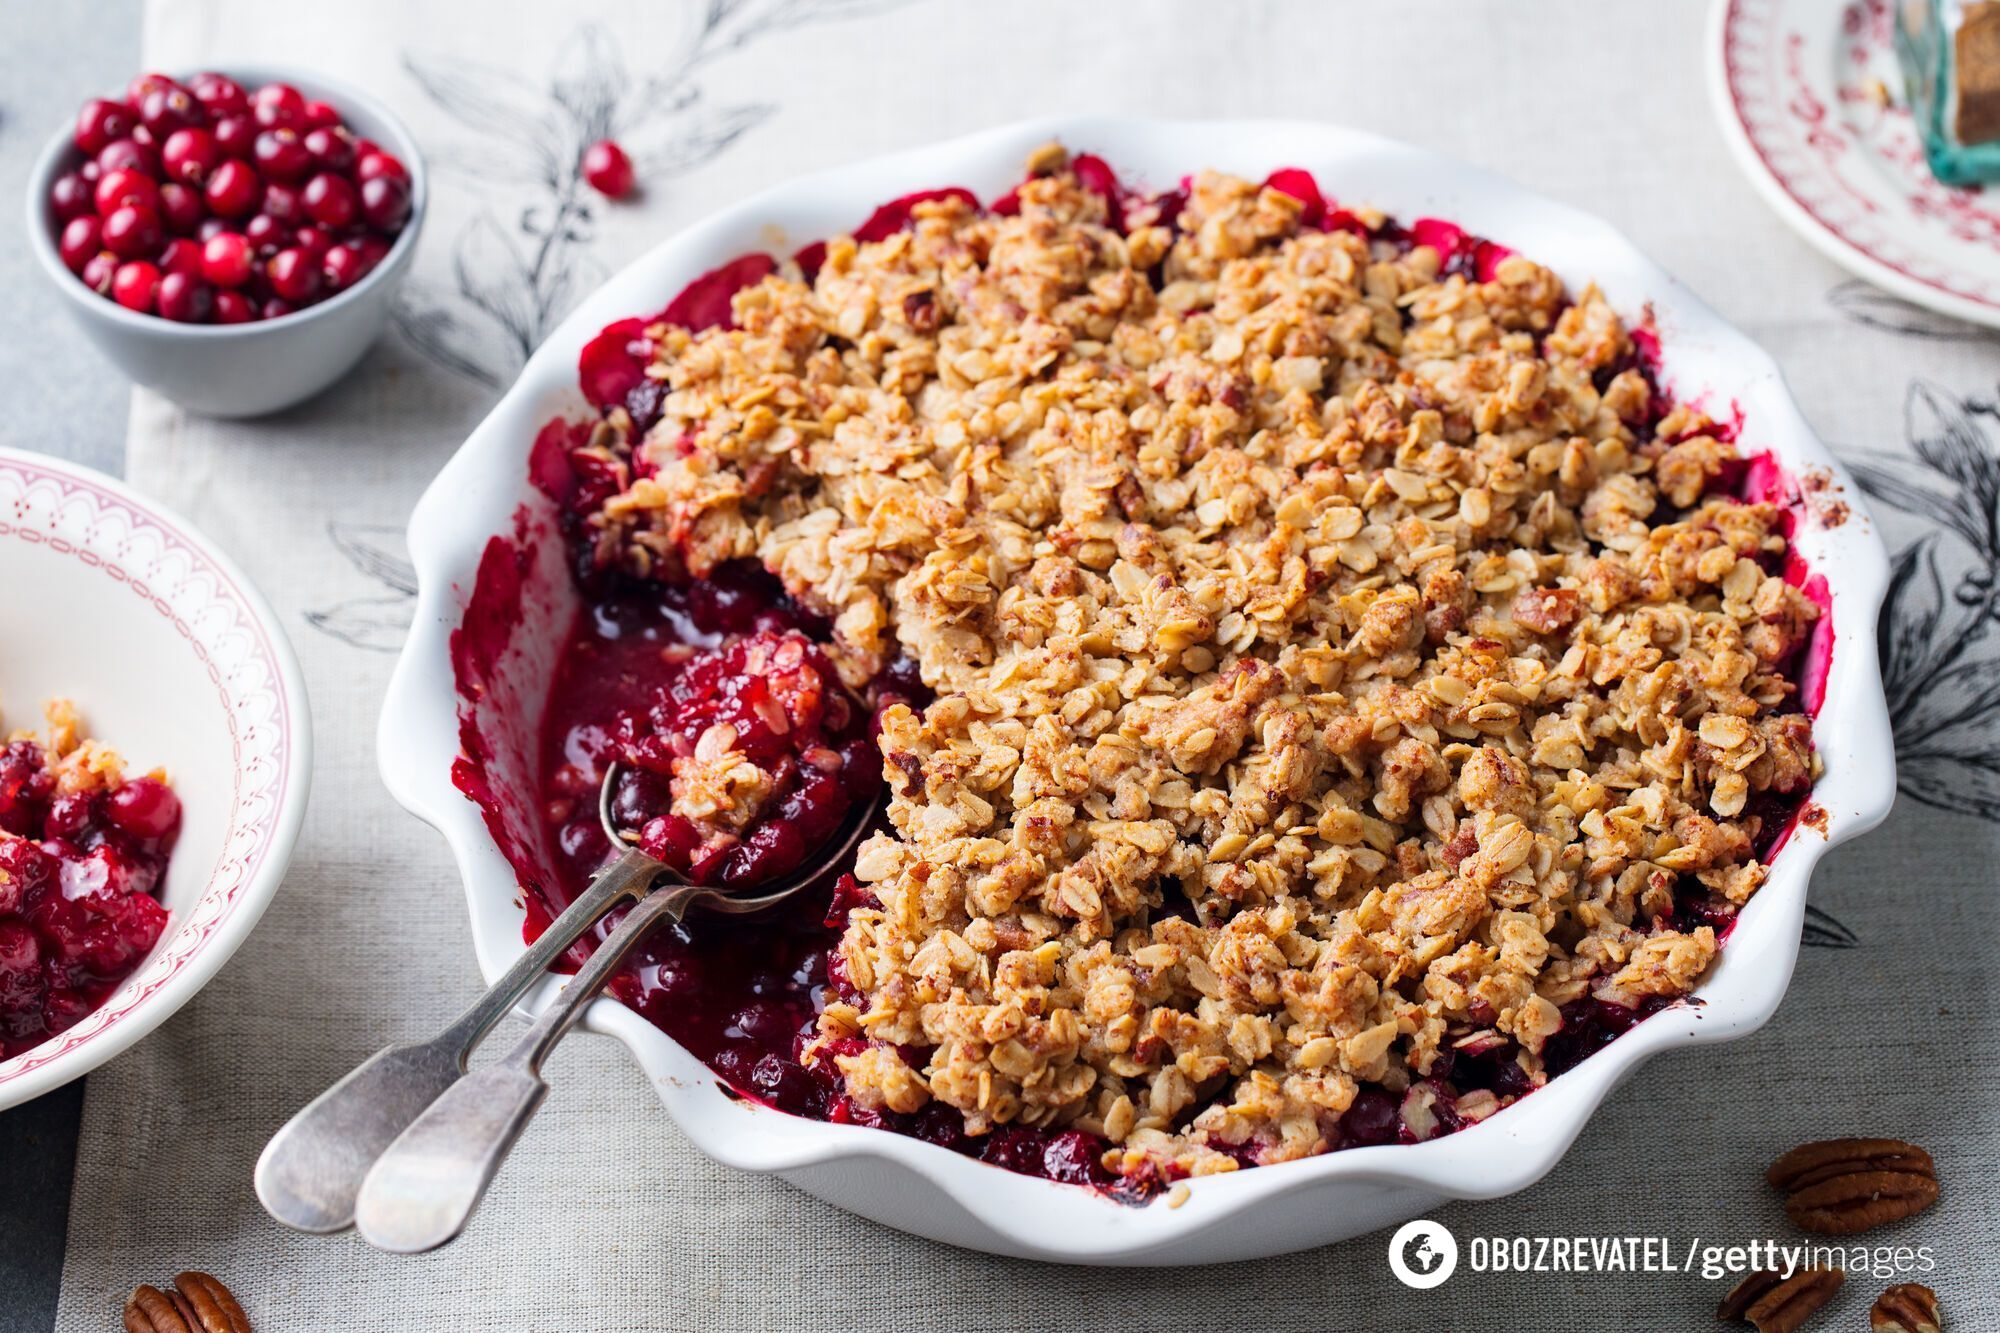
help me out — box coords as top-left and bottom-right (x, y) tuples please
(1710, 0), (2000, 328)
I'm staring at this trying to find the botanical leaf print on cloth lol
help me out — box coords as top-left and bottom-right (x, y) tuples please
(396, 5), (909, 386)
(1850, 380), (2000, 822)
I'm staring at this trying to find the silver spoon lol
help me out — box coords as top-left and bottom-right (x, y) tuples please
(256, 760), (871, 1237)
(349, 763), (875, 1254)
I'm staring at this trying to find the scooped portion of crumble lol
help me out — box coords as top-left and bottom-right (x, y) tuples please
(560, 145), (1821, 1182)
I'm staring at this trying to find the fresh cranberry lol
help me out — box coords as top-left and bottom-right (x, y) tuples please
(261, 181), (301, 222)
(158, 237), (203, 277)
(297, 172), (356, 230)
(94, 168), (158, 217)
(212, 114), (256, 160)
(203, 159), (259, 217)
(195, 216), (230, 242)
(138, 86), (205, 139)
(300, 99), (339, 130)
(111, 260), (161, 313)
(95, 137), (160, 178)
(355, 150), (408, 185)
(266, 247), (322, 304)
(252, 128), (311, 184)
(326, 235), (389, 290)
(160, 127), (218, 184)
(358, 175), (410, 232)
(292, 226), (331, 260)
(101, 206), (163, 260)
(80, 251), (120, 296)
(157, 182), (204, 234)
(581, 140), (634, 199)
(211, 289), (255, 324)
(301, 126), (355, 173)
(126, 72), (180, 105)
(320, 242), (365, 292)
(49, 172), (96, 223)
(189, 72), (248, 119)
(260, 297), (296, 320)
(243, 213), (286, 252)
(74, 99), (135, 155)
(58, 216), (102, 272)
(156, 272), (213, 323)
(250, 82), (306, 129)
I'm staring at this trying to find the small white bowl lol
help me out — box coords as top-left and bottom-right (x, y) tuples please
(24, 66), (427, 418)
(382, 116), (1898, 1265)
(0, 447), (312, 1110)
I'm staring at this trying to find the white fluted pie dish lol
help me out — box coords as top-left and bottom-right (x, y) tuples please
(379, 116), (1896, 1265)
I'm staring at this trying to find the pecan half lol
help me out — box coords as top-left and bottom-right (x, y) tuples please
(122, 1272), (250, 1333)
(1717, 1268), (1844, 1332)
(1869, 1283), (1942, 1333)
(1766, 1138), (1939, 1234)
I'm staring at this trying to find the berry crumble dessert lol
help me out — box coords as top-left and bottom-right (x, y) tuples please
(513, 144), (1824, 1192)
(0, 700), (181, 1059)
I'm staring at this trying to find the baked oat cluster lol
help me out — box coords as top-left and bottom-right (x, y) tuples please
(566, 145), (1821, 1181)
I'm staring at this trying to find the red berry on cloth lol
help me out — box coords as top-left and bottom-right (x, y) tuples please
(581, 139), (634, 199)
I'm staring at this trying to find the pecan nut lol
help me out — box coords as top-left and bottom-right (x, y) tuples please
(1766, 1139), (1939, 1234)
(1869, 1283), (1942, 1333)
(122, 1272), (250, 1333)
(1717, 1268), (1844, 1332)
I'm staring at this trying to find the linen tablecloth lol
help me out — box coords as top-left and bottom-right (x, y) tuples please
(52, 1), (2000, 1326)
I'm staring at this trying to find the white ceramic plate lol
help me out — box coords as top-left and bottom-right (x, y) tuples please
(381, 116), (1898, 1265)
(1710, 0), (2000, 328)
(0, 448), (312, 1110)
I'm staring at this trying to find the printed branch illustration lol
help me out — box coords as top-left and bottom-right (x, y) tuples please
(1847, 380), (2000, 821)
(395, 2), (906, 385)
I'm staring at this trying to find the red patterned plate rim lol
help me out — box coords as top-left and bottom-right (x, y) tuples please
(1710, 0), (2000, 328)
(0, 448), (312, 1105)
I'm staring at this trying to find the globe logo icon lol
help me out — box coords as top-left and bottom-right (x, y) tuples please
(1387, 1219), (1459, 1289)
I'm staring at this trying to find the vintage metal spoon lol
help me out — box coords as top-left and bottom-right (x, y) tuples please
(255, 762), (871, 1237)
(351, 771), (875, 1253)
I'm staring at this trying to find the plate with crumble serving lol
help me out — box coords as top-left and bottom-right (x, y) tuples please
(381, 117), (1896, 1265)
(1710, 0), (2000, 329)
(0, 447), (312, 1111)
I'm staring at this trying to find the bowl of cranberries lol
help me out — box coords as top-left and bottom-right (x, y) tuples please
(26, 67), (425, 418)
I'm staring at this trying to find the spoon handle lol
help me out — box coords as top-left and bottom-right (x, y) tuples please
(354, 882), (702, 1254)
(254, 846), (661, 1234)
(436, 846), (663, 1053)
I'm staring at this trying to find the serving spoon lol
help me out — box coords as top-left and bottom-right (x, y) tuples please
(255, 762), (875, 1240)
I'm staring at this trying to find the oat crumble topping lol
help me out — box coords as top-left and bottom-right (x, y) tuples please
(561, 146), (1822, 1182)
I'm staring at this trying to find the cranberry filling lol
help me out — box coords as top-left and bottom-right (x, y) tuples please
(485, 154), (1828, 1195)
(0, 740), (180, 1059)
